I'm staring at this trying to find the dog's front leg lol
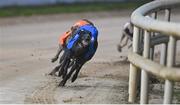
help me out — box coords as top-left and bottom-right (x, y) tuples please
(71, 63), (84, 83)
(59, 63), (77, 86)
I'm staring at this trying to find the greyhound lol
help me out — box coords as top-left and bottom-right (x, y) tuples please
(58, 30), (98, 86)
(117, 22), (133, 53)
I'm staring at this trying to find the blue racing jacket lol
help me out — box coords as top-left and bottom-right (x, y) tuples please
(67, 24), (98, 61)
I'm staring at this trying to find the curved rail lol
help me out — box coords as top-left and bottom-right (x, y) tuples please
(131, 0), (180, 37)
(128, 0), (180, 104)
(128, 52), (180, 82)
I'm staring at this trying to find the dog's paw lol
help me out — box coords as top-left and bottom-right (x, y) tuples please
(48, 72), (55, 76)
(58, 71), (63, 77)
(58, 81), (65, 87)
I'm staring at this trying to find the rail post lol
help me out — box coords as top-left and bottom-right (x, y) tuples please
(150, 12), (157, 60)
(160, 9), (170, 66)
(140, 29), (150, 104)
(128, 26), (140, 103)
(163, 8), (176, 104)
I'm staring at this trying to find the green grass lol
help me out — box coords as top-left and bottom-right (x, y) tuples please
(0, 1), (150, 17)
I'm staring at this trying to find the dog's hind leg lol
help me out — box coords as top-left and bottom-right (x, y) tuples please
(59, 49), (71, 77)
(58, 57), (68, 77)
(49, 64), (61, 76)
(62, 59), (71, 79)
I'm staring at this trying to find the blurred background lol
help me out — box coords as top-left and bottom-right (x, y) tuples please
(0, 0), (151, 17)
(0, 0), (148, 7)
(4, 0), (178, 104)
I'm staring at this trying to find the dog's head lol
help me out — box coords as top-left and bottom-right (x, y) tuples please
(71, 30), (92, 57)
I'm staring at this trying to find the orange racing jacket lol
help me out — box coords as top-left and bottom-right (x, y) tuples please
(59, 20), (90, 46)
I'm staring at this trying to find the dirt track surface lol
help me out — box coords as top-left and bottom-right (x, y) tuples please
(0, 10), (180, 104)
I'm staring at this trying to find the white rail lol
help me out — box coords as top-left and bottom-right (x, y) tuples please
(128, 0), (180, 104)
